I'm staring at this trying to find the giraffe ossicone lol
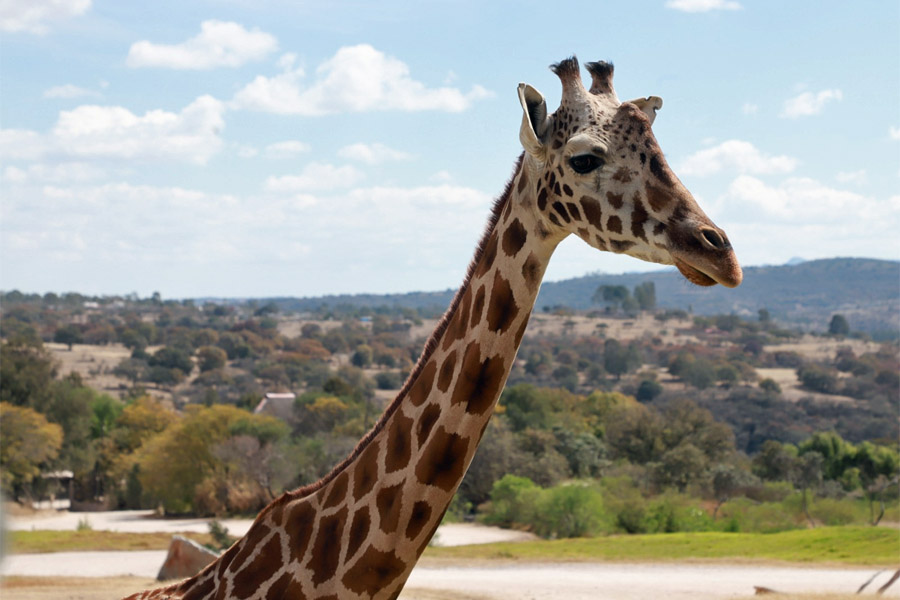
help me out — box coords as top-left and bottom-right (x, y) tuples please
(126, 56), (741, 600)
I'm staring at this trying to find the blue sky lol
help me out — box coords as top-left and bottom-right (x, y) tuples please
(2, 0), (898, 299)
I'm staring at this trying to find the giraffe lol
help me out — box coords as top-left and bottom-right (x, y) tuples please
(125, 56), (741, 600)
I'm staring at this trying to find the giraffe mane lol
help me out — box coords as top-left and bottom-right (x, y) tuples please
(282, 153), (525, 503)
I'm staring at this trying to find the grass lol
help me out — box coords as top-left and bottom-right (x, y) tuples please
(423, 527), (900, 566)
(8, 530), (214, 554)
(8, 526), (898, 566)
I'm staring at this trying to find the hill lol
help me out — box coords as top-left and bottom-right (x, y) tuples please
(260, 258), (899, 336)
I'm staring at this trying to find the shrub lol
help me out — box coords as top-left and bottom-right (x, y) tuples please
(483, 474), (540, 528)
(533, 483), (604, 539)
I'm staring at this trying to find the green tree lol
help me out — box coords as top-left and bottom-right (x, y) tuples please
(53, 324), (83, 350)
(0, 402), (64, 500)
(197, 346), (227, 373)
(828, 314), (850, 336)
(633, 281), (656, 311)
(592, 285), (631, 312)
(149, 346), (193, 376)
(0, 340), (57, 409)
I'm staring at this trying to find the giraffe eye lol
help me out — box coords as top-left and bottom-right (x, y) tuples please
(569, 154), (604, 174)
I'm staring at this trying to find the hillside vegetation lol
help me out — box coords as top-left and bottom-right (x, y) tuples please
(1, 279), (897, 540)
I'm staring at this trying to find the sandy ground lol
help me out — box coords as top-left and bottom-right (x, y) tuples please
(2, 560), (897, 599)
(3, 510), (898, 599)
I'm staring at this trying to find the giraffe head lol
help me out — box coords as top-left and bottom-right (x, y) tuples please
(518, 56), (742, 287)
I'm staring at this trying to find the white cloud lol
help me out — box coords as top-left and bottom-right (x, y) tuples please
(712, 175), (900, 266)
(665, 0), (742, 12)
(678, 140), (798, 177)
(780, 88), (842, 118)
(264, 162), (364, 192)
(43, 84), (101, 99)
(741, 102), (758, 115)
(3, 96), (225, 164)
(890, 126), (900, 141)
(723, 175), (881, 223)
(835, 170), (867, 185)
(338, 142), (411, 165)
(264, 140), (311, 159)
(127, 20), (277, 69)
(51, 95), (225, 164)
(232, 44), (492, 115)
(0, 129), (48, 160)
(2, 161), (107, 184)
(0, 0), (90, 34)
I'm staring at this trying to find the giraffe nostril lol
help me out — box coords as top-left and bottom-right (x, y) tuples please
(698, 227), (730, 250)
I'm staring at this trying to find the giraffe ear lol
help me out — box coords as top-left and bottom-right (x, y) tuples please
(628, 96), (663, 125)
(518, 83), (548, 158)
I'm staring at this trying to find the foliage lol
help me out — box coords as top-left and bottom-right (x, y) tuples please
(0, 402), (64, 497)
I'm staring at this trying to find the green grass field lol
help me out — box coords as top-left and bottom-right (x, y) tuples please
(9, 526), (898, 566)
(424, 527), (899, 565)
(8, 530), (214, 554)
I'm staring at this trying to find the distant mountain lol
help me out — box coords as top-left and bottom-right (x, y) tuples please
(264, 258), (899, 336)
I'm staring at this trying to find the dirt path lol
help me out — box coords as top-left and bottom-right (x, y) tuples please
(2, 562), (897, 600)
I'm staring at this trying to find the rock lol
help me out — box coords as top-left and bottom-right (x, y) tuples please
(157, 535), (219, 581)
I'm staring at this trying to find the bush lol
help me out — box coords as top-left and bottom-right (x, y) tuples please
(483, 474), (540, 528)
(532, 483), (604, 539)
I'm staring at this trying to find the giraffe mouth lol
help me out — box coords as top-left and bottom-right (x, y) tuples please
(673, 257), (718, 287)
(672, 255), (742, 288)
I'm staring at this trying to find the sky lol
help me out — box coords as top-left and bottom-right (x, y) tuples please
(1, 0), (898, 299)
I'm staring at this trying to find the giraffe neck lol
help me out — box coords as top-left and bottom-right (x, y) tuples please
(134, 156), (559, 600)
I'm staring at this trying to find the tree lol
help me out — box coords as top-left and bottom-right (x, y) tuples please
(0, 340), (57, 409)
(0, 402), (64, 500)
(53, 324), (83, 350)
(828, 314), (850, 336)
(149, 346), (193, 376)
(592, 285), (631, 312)
(197, 346), (227, 372)
(711, 463), (758, 519)
(793, 451), (824, 527)
(603, 339), (640, 381)
(633, 281), (656, 311)
(752, 440), (798, 482)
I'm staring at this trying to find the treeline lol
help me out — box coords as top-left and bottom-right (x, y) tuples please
(0, 288), (898, 534)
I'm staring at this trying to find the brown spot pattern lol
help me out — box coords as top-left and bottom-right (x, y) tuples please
(630, 198), (649, 242)
(415, 426), (469, 492)
(646, 184), (670, 212)
(470, 285), (485, 328)
(347, 506), (371, 562)
(229, 524), (270, 574)
(353, 442), (380, 502)
(408, 360), (436, 407)
(502, 218), (528, 257)
(323, 471), (348, 509)
(486, 271), (519, 334)
(416, 403), (441, 448)
(552, 201), (571, 223)
(376, 483), (403, 533)
(182, 576), (215, 600)
(606, 191), (624, 209)
(580, 197), (603, 230)
(405, 500), (433, 541)
(437, 350), (457, 393)
(566, 202), (581, 221)
(451, 341), (507, 416)
(264, 572), (293, 600)
(385, 413), (413, 474)
(611, 240), (636, 253)
(521, 252), (541, 292)
(231, 532), (282, 598)
(607, 215), (622, 234)
(342, 547), (407, 594)
(285, 502), (315, 562)
(309, 506), (347, 585)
